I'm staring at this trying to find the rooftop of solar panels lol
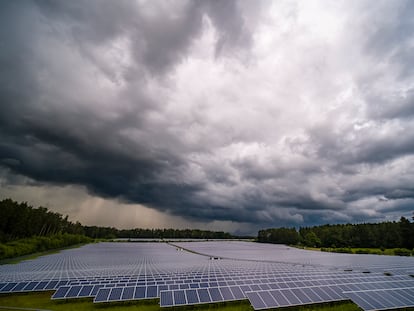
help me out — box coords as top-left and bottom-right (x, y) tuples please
(0, 241), (413, 310)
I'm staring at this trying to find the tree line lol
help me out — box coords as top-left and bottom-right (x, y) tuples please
(258, 215), (414, 250)
(0, 198), (232, 242)
(83, 226), (232, 239)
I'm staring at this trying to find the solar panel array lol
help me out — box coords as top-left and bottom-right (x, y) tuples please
(0, 241), (413, 310)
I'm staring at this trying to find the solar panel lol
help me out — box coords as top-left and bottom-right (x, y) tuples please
(345, 288), (414, 311)
(0, 282), (17, 292)
(10, 282), (28, 292)
(146, 285), (157, 298)
(134, 286), (146, 299)
(52, 286), (70, 299)
(186, 289), (199, 304)
(199, 288), (212, 303)
(121, 286), (134, 300)
(220, 286), (233, 300)
(208, 287), (223, 302)
(56, 280), (69, 287)
(173, 290), (186, 305)
(90, 284), (104, 296)
(45, 280), (59, 290)
(78, 285), (94, 297)
(108, 287), (123, 301)
(160, 291), (173, 307)
(96, 288), (112, 302)
(65, 285), (81, 298)
(281, 288), (301, 304)
(230, 285), (245, 299)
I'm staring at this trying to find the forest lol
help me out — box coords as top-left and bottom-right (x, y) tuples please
(0, 198), (233, 259)
(258, 215), (414, 253)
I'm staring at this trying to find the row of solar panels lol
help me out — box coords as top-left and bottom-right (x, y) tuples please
(346, 288), (414, 311)
(0, 268), (333, 283)
(247, 285), (347, 309)
(158, 283), (414, 311)
(0, 262), (352, 283)
(0, 280), (67, 293)
(1, 266), (372, 285)
(160, 285), (246, 306)
(51, 276), (414, 304)
(5, 267), (403, 285)
(3, 278), (413, 310)
(161, 279), (414, 308)
(1, 271), (403, 295)
(94, 286), (159, 302)
(0, 270), (353, 291)
(1, 271), (407, 293)
(247, 285), (414, 311)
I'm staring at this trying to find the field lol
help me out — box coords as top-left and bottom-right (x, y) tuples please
(0, 291), (362, 311)
(1, 241), (414, 311)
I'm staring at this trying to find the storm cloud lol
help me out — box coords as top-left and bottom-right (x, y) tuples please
(1, 0), (414, 232)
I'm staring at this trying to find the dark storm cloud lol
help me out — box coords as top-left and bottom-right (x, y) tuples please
(0, 0), (413, 228)
(0, 0), (266, 223)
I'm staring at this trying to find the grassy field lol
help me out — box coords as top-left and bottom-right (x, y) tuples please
(0, 292), (363, 311)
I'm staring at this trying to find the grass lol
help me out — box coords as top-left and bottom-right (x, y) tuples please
(0, 292), (365, 311)
(0, 242), (93, 265)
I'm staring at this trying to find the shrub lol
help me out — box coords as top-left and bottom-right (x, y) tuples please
(333, 248), (353, 253)
(0, 234), (91, 260)
(368, 249), (382, 255)
(393, 248), (411, 256)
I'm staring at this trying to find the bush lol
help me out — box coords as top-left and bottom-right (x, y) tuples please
(0, 234), (91, 260)
(355, 249), (371, 254)
(333, 248), (353, 253)
(368, 249), (382, 255)
(393, 248), (412, 256)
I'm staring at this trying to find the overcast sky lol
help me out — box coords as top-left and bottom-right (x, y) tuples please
(1, 0), (414, 235)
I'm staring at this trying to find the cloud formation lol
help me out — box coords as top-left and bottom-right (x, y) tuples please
(1, 0), (414, 232)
